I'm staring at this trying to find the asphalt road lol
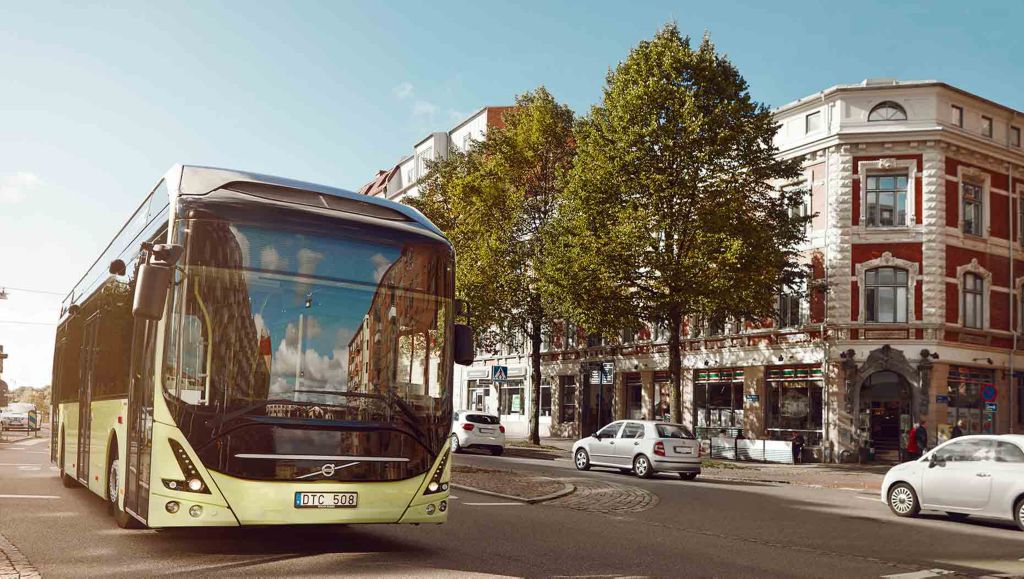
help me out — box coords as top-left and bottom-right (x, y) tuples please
(2, 430), (1024, 578)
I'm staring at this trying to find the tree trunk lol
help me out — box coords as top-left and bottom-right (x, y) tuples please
(528, 318), (543, 445)
(668, 307), (683, 424)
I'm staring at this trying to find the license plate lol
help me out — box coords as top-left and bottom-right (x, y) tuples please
(674, 447), (691, 454)
(294, 492), (358, 509)
(479, 427), (494, 434)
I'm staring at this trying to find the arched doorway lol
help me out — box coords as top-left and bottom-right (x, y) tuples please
(860, 370), (912, 462)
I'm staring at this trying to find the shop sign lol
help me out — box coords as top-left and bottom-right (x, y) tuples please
(981, 385), (997, 402)
(589, 362), (614, 385)
(935, 394), (950, 403)
(744, 394), (759, 403)
(985, 402), (998, 412)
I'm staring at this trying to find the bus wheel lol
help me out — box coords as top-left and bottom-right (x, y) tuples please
(59, 432), (78, 488)
(108, 444), (140, 529)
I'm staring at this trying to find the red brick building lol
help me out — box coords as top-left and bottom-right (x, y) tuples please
(539, 80), (1024, 462)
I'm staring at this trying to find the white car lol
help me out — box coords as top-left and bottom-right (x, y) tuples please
(572, 420), (701, 480)
(1, 410), (31, 431)
(882, 434), (1024, 531)
(451, 411), (506, 456)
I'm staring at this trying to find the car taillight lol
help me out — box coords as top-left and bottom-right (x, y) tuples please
(499, 425), (505, 434)
(654, 441), (666, 457)
(462, 423), (474, 431)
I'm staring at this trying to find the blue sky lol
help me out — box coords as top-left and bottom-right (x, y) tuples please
(1, 0), (1023, 387)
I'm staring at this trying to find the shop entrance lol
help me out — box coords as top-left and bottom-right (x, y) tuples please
(860, 371), (911, 462)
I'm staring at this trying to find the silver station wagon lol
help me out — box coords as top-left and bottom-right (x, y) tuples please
(573, 420), (702, 480)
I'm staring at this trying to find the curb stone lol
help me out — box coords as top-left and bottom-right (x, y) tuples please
(451, 480), (576, 504)
(0, 530), (40, 579)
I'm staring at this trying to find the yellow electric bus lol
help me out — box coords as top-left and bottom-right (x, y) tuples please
(51, 165), (472, 528)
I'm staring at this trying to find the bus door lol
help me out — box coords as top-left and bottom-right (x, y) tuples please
(125, 318), (157, 522)
(77, 315), (100, 484)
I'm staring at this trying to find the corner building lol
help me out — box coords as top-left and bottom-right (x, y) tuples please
(542, 80), (1024, 462)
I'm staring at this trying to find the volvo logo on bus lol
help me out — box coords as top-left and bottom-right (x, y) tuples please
(296, 461), (360, 479)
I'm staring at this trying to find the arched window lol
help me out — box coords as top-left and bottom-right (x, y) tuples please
(865, 267), (908, 323)
(868, 101), (908, 122)
(963, 273), (984, 329)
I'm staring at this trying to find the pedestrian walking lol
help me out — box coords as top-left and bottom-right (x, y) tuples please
(916, 419), (928, 454)
(791, 432), (805, 464)
(950, 419), (964, 439)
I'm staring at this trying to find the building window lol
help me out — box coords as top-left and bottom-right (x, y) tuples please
(951, 105), (963, 127)
(805, 111), (822, 133)
(499, 379), (525, 415)
(766, 378), (824, 446)
(777, 291), (804, 328)
(559, 376), (576, 423)
(981, 115), (993, 138)
(405, 167), (415, 186)
(1012, 126), (1021, 148)
(947, 367), (996, 435)
(462, 133), (471, 151)
(415, 147), (433, 179)
(540, 383), (552, 417)
(867, 101), (907, 122)
(865, 267), (908, 323)
(962, 181), (984, 236)
(865, 174), (909, 227)
(962, 273), (984, 329)
(466, 380), (491, 413)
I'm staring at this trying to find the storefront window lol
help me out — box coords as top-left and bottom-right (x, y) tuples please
(499, 379), (525, 415)
(947, 367), (995, 435)
(654, 374), (671, 421)
(766, 373), (823, 446)
(466, 379), (491, 413)
(694, 368), (745, 437)
(540, 384), (552, 417)
(559, 376), (576, 423)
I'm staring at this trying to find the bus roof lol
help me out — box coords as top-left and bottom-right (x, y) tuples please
(60, 165), (447, 313)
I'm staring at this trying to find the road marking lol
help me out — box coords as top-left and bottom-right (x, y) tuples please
(881, 570), (956, 578)
(855, 495), (880, 502)
(0, 464), (41, 467)
(0, 494), (61, 500)
(462, 502), (523, 506)
(449, 495), (459, 500)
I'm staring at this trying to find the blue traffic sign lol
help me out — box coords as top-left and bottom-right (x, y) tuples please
(491, 365), (509, 382)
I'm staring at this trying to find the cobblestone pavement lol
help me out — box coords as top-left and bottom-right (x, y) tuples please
(452, 465), (565, 499)
(700, 462), (885, 491)
(546, 478), (658, 514)
(0, 531), (40, 579)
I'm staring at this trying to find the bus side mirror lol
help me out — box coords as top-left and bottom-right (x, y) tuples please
(454, 324), (474, 366)
(132, 243), (183, 320)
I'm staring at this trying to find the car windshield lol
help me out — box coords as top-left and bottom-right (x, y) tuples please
(656, 424), (694, 439)
(466, 414), (499, 425)
(163, 216), (454, 434)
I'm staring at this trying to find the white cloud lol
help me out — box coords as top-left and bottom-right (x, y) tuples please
(371, 253), (393, 282)
(412, 100), (439, 124)
(0, 172), (41, 204)
(260, 246), (287, 271)
(393, 81), (414, 100)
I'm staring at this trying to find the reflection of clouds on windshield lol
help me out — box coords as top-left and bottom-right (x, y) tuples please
(371, 253), (393, 282)
(297, 248), (324, 276)
(261, 246), (288, 271)
(272, 318), (346, 393)
(232, 228), (250, 266)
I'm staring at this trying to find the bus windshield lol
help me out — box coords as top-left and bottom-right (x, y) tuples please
(162, 215), (454, 478)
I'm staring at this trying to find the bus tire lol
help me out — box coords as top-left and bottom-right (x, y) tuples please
(107, 441), (141, 529)
(59, 431), (78, 488)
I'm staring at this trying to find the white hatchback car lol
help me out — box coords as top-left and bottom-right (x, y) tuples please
(573, 420), (701, 480)
(451, 411), (506, 456)
(882, 434), (1024, 530)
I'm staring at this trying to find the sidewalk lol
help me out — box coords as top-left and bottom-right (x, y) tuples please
(508, 437), (885, 492)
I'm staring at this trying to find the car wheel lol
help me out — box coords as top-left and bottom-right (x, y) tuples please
(574, 448), (591, 471)
(946, 512), (969, 522)
(887, 483), (920, 517)
(60, 432), (77, 488)
(633, 454), (653, 479)
(1015, 498), (1024, 532)
(679, 473), (698, 481)
(450, 433), (462, 453)
(491, 446), (503, 456)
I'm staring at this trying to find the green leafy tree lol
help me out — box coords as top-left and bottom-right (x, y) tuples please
(407, 87), (576, 444)
(541, 24), (809, 424)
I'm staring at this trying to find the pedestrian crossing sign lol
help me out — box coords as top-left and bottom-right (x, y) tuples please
(491, 365), (508, 382)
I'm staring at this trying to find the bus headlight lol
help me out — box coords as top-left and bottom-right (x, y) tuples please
(162, 439), (211, 494)
(187, 478), (204, 492)
(422, 450), (449, 496)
